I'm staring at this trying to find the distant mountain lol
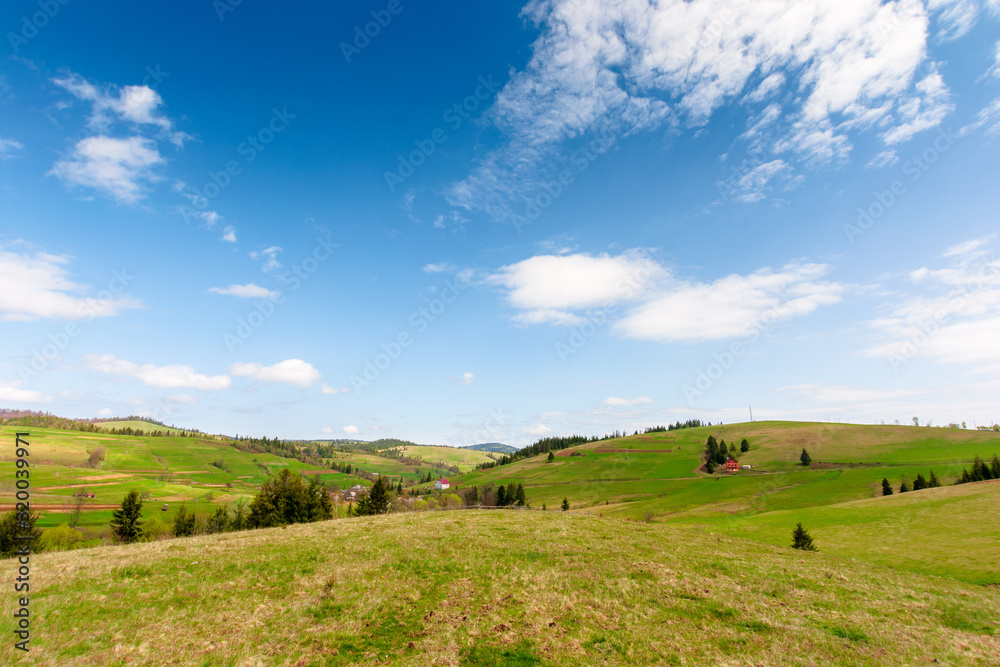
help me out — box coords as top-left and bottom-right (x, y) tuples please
(463, 442), (518, 454)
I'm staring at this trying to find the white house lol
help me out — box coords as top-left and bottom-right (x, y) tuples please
(435, 478), (450, 490)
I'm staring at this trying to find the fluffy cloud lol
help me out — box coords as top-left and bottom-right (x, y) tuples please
(249, 246), (282, 272)
(321, 384), (348, 394)
(490, 250), (663, 325)
(342, 425), (360, 435)
(616, 263), (844, 342)
(49, 136), (164, 204)
(53, 72), (187, 145)
(229, 359), (322, 388)
(601, 396), (653, 407)
(0, 381), (52, 403)
(460, 372), (475, 385)
(0, 247), (141, 321)
(862, 237), (1000, 367)
(83, 354), (232, 390)
(448, 0), (965, 221)
(208, 284), (280, 300)
(525, 424), (552, 436)
(490, 250), (842, 342)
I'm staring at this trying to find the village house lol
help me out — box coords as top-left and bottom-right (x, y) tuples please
(435, 478), (450, 490)
(725, 458), (739, 472)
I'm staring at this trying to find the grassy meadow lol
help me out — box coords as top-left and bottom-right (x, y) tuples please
(2, 511), (997, 665)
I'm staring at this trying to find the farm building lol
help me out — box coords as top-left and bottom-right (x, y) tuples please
(435, 478), (450, 490)
(725, 458), (739, 472)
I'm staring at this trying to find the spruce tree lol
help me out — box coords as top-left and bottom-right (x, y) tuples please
(366, 477), (391, 515)
(705, 459), (716, 474)
(506, 482), (516, 506)
(881, 478), (893, 496)
(547, 452), (555, 462)
(912, 473), (927, 490)
(800, 448), (812, 466)
(515, 483), (526, 506)
(899, 479), (910, 493)
(791, 522), (816, 551)
(991, 454), (1000, 480)
(496, 485), (507, 506)
(110, 490), (144, 544)
(172, 503), (196, 537)
(561, 498), (570, 511)
(928, 470), (940, 488)
(740, 438), (750, 453)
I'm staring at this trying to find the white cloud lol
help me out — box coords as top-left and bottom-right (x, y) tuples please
(927, 0), (982, 41)
(249, 246), (282, 272)
(490, 250), (663, 324)
(460, 372), (475, 385)
(208, 284), (279, 300)
(49, 135), (164, 204)
(229, 359), (322, 388)
(321, 427), (334, 434)
(343, 425), (360, 435)
(601, 396), (653, 407)
(221, 226), (237, 243)
(961, 96), (1000, 137)
(0, 137), (22, 159)
(96, 408), (114, 417)
(449, 0), (945, 219)
(423, 262), (455, 273)
(862, 238), (1000, 366)
(616, 263), (844, 342)
(321, 384), (348, 394)
(0, 381), (52, 404)
(525, 424), (552, 436)
(491, 250), (842, 343)
(866, 150), (900, 168)
(53, 73), (188, 146)
(83, 354), (231, 390)
(0, 247), (141, 322)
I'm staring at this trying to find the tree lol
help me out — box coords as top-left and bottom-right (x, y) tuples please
(306, 479), (333, 521)
(68, 495), (85, 529)
(110, 490), (145, 544)
(928, 470), (940, 488)
(561, 498), (570, 511)
(705, 459), (716, 474)
(740, 438), (750, 453)
(496, 485), (508, 507)
(365, 476), (391, 515)
(172, 503), (196, 537)
(542, 503), (547, 511)
(800, 448), (812, 466)
(899, 479), (910, 493)
(0, 509), (43, 557)
(207, 506), (228, 534)
(912, 473), (928, 491)
(791, 522), (816, 551)
(547, 452), (555, 462)
(229, 500), (248, 531)
(505, 483), (516, 506)
(881, 478), (893, 496)
(991, 454), (1000, 479)
(515, 483), (526, 506)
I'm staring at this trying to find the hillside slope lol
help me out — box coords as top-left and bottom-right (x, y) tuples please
(6, 511), (997, 666)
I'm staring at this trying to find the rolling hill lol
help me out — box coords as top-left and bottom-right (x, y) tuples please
(7, 511), (998, 665)
(464, 442), (518, 454)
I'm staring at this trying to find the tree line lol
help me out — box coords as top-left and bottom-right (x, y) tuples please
(703, 435), (750, 473)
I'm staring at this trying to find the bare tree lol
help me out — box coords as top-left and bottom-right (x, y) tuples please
(68, 495), (85, 528)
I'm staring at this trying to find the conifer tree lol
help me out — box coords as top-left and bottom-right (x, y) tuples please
(881, 478), (893, 496)
(496, 485), (507, 506)
(172, 503), (196, 537)
(547, 451), (555, 462)
(515, 483), (526, 506)
(928, 470), (940, 488)
(899, 479), (910, 493)
(740, 438), (750, 453)
(791, 522), (816, 551)
(110, 490), (144, 544)
(561, 498), (570, 511)
(365, 476), (391, 515)
(991, 454), (1000, 480)
(800, 448), (812, 466)
(705, 459), (716, 474)
(912, 473), (927, 490)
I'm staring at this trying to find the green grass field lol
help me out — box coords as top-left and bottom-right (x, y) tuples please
(93, 420), (190, 435)
(397, 444), (495, 471)
(3, 511), (997, 665)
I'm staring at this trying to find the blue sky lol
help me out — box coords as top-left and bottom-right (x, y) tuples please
(2, 0), (1000, 445)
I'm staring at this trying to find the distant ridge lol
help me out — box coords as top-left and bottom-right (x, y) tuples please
(463, 442), (517, 454)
